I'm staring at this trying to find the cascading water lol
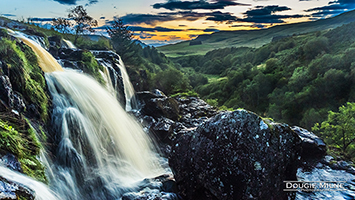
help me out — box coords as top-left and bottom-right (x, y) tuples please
(93, 51), (138, 111)
(45, 70), (162, 199)
(5, 29), (165, 199)
(6, 29), (63, 73)
(0, 166), (60, 200)
(63, 39), (77, 49)
(116, 56), (138, 111)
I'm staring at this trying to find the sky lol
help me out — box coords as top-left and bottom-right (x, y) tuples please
(1, 0), (355, 46)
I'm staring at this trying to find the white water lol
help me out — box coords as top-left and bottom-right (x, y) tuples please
(0, 166), (59, 200)
(116, 56), (138, 111)
(95, 54), (137, 111)
(45, 70), (162, 199)
(6, 29), (63, 72)
(4, 29), (164, 200)
(63, 39), (77, 49)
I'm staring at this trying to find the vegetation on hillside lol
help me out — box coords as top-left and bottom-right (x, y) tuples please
(313, 103), (355, 157)
(107, 18), (193, 95)
(0, 29), (47, 182)
(0, 30), (49, 120)
(172, 21), (355, 130)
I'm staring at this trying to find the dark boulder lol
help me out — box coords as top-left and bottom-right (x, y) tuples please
(291, 126), (326, 158)
(137, 91), (180, 121)
(169, 109), (302, 200)
(151, 117), (176, 144)
(176, 96), (217, 128)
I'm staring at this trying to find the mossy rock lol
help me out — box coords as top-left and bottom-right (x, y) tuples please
(0, 112), (46, 183)
(0, 38), (49, 120)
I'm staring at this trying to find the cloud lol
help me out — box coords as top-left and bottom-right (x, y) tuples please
(28, 17), (55, 22)
(167, 35), (182, 40)
(135, 32), (157, 39)
(89, 0), (98, 4)
(305, 0), (355, 17)
(230, 23), (267, 28)
(121, 13), (176, 25)
(152, 0), (250, 11)
(188, 34), (199, 38)
(205, 11), (238, 23)
(120, 11), (239, 25)
(130, 26), (184, 32)
(94, 25), (184, 33)
(53, 0), (77, 5)
(203, 28), (220, 32)
(53, 0), (97, 5)
(239, 5), (305, 23)
(1, 14), (16, 17)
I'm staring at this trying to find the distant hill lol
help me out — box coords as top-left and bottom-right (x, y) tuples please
(158, 9), (355, 57)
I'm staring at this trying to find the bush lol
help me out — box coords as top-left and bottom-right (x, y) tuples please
(154, 68), (191, 95)
(313, 102), (355, 156)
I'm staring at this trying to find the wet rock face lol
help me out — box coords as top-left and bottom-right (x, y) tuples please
(177, 96), (217, 128)
(134, 93), (218, 146)
(0, 177), (34, 200)
(121, 175), (180, 200)
(169, 109), (302, 200)
(137, 91), (180, 121)
(0, 75), (26, 112)
(291, 126), (326, 158)
(0, 154), (22, 173)
(0, 75), (14, 111)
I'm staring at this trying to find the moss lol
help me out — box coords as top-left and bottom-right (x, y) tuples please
(0, 28), (9, 38)
(80, 51), (104, 84)
(0, 115), (46, 183)
(170, 90), (199, 98)
(0, 38), (48, 120)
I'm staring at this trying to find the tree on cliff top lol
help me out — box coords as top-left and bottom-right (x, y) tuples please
(52, 17), (72, 34)
(68, 5), (98, 44)
(106, 17), (141, 65)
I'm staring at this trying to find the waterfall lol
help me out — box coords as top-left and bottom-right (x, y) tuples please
(116, 56), (138, 111)
(63, 39), (77, 49)
(0, 166), (59, 200)
(45, 70), (162, 199)
(6, 29), (63, 73)
(5, 29), (164, 199)
(93, 51), (138, 111)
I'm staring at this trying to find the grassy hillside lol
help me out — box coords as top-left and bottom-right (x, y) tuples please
(159, 9), (355, 57)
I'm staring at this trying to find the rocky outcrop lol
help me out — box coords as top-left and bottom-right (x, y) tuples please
(169, 109), (302, 200)
(133, 92), (218, 147)
(137, 91), (180, 121)
(291, 126), (326, 158)
(121, 175), (180, 200)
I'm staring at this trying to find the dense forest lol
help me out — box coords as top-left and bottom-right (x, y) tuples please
(170, 21), (355, 131)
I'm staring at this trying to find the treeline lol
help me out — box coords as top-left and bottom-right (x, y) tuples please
(172, 21), (355, 129)
(106, 19), (192, 95)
